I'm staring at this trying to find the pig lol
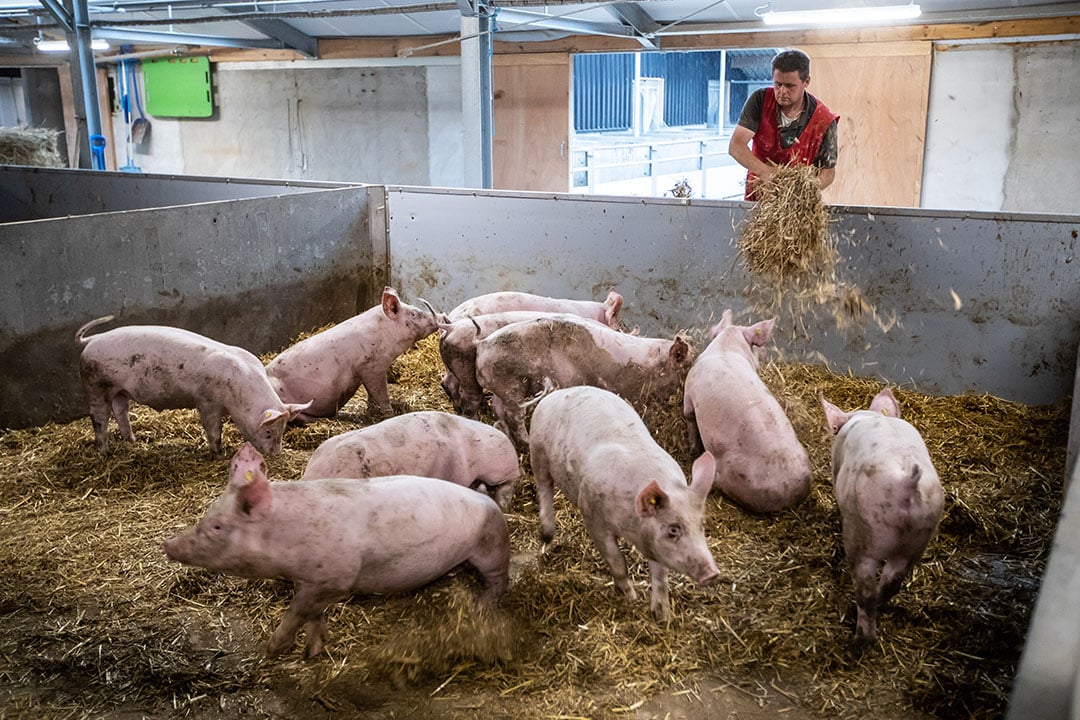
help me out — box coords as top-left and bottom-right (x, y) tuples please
(265, 287), (440, 422)
(439, 311), (609, 417)
(163, 442), (511, 659)
(682, 309), (812, 513)
(447, 289), (625, 329)
(76, 316), (311, 457)
(300, 411), (521, 511)
(820, 387), (945, 648)
(474, 316), (693, 446)
(528, 385), (719, 620)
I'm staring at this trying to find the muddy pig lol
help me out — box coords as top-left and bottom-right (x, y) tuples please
(163, 442), (511, 658)
(77, 316), (310, 456)
(266, 287), (440, 422)
(529, 386), (718, 620)
(301, 411), (521, 510)
(820, 387), (944, 647)
(439, 311), (608, 417)
(447, 289), (624, 329)
(474, 316), (692, 446)
(682, 309), (811, 513)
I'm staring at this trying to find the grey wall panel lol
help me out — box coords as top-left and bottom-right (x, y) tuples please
(387, 187), (1080, 405)
(0, 184), (380, 429)
(0, 165), (348, 222)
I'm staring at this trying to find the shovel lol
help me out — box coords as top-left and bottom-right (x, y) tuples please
(129, 60), (151, 145)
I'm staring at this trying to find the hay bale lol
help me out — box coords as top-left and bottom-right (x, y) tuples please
(0, 126), (64, 167)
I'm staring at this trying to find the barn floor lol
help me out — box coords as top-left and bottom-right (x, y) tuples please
(0, 336), (1068, 720)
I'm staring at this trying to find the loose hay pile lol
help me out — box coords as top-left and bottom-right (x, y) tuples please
(0, 126), (64, 167)
(0, 333), (1068, 719)
(737, 165), (886, 338)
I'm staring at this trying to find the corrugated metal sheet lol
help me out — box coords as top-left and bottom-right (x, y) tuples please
(574, 48), (779, 131)
(573, 52), (634, 132)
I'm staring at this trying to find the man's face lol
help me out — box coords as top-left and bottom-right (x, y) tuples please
(773, 69), (809, 111)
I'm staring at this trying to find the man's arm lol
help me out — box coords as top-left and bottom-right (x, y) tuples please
(815, 119), (839, 191)
(817, 166), (835, 190)
(728, 125), (776, 183)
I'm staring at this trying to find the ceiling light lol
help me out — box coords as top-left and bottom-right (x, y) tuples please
(760, 3), (921, 26)
(34, 38), (111, 52)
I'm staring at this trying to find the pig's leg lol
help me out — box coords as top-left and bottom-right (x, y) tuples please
(266, 584), (344, 658)
(532, 447), (557, 546)
(111, 395), (135, 442)
(877, 556), (913, 606)
(87, 394), (113, 453)
(196, 406), (225, 457)
(360, 371), (392, 414)
(682, 396), (704, 455)
(586, 524), (637, 602)
(852, 555), (881, 645)
(648, 561), (671, 621)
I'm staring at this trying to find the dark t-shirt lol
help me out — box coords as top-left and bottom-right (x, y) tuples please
(737, 89), (838, 168)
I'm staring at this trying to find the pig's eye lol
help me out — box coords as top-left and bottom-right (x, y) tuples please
(666, 524), (683, 540)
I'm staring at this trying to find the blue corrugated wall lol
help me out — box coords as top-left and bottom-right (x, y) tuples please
(573, 53), (635, 132)
(573, 48), (778, 132)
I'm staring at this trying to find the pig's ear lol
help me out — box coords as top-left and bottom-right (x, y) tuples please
(870, 387), (901, 418)
(635, 480), (669, 517)
(235, 469), (273, 517)
(742, 317), (776, 348)
(819, 393), (851, 434)
(381, 287), (401, 318)
(669, 335), (691, 364)
(689, 451), (716, 503)
(605, 293), (623, 325)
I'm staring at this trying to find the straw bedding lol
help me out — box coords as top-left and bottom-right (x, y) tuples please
(0, 332), (1068, 719)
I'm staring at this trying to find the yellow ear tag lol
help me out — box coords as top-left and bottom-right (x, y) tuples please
(264, 410), (274, 418)
(882, 409), (891, 416)
(650, 496), (659, 507)
(245, 470), (254, 483)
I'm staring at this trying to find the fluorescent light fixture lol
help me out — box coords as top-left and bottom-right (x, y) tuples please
(34, 38), (111, 52)
(761, 3), (921, 25)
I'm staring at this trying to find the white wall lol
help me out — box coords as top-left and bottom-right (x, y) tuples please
(112, 56), (463, 185)
(921, 40), (1080, 213)
(100, 39), (1080, 213)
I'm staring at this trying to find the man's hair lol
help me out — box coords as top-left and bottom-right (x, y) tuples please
(772, 49), (811, 81)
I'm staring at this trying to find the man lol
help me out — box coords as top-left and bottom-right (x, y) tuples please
(728, 48), (839, 200)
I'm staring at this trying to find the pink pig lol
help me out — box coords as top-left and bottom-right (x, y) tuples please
(77, 316), (310, 456)
(529, 385), (719, 620)
(474, 316), (692, 446)
(820, 387), (944, 648)
(682, 310), (811, 513)
(301, 411), (521, 510)
(163, 443), (511, 658)
(266, 287), (440, 422)
(447, 289), (624, 329)
(439, 311), (608, 418)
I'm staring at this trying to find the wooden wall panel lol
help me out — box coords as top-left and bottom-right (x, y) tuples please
(493, 54), (570, 192)
(806, 42), (932, 207)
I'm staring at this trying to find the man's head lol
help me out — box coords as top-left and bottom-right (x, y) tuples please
(771, 48), (811, 112)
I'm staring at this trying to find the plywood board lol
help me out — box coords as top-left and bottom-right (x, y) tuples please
(805, 42), (932, 207)
(493, 53), (570, 192)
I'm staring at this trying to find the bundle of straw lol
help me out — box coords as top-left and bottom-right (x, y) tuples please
(738, 164), (836, 286)
(0, 126), (64, 167)
(737, 164), (887, 337)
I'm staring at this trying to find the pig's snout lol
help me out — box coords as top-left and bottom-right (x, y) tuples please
(162, 535), (190, 563)
(696, 568), (720, 587)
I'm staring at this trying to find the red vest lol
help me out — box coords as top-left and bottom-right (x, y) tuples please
(745, 88), (839, 200)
